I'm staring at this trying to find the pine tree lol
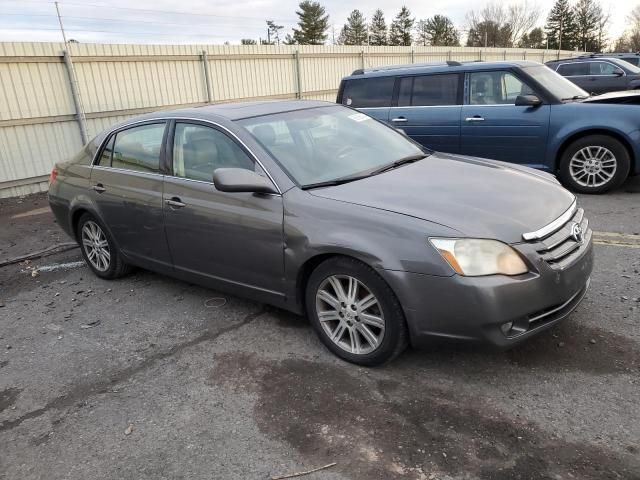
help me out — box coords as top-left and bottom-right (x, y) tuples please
(519, 27), (545, 48)
(369, 9), (387, 46)
(266, 20), (284, 45)
(341, 9), (368, 45)
(545, 0), (578, 50)
(292, 1), (330, 45)
(573, 0), (600, 51)
(421, 15), (459, 46)
(389, 6), (414, 46)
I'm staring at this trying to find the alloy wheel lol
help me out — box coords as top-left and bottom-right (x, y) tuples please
(81, 220), (110, 272)
(569, 146), (617, 188)
(315, 275), (385, 355)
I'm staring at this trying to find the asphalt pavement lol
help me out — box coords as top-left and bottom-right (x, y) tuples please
(1, 177), (639, 480)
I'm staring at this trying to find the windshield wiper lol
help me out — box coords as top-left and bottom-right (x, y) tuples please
(300, 153), (429, 190)
(300, 174), (371, 190)
(368, 153), (429, 176)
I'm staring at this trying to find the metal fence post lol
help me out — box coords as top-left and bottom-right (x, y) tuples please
(294, 50), (302, 99)
(503, 49), (507, 60)
(411, 49), (415, 63)
(479, 49), (482, 61)
(448, 50), (452, 61)
(62, 49), (88, 144)
(523, 50), (527, 60)
(360, 49), (365, 70)
(201, 50), (213, 103)
(542, 50), (545, 63)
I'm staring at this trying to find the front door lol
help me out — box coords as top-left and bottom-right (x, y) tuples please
(89, 121), (172, 271)
(460, 70), (551, 169)
(387, 73), (462, 153)
(162, 121), (285, 302)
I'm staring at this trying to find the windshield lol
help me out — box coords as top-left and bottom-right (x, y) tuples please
(524, 65), (589, 100)
(612, 58), (640, 73)
(236, 106), (425, 187)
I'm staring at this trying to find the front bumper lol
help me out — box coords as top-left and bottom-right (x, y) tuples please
(378, 235), (594, 349)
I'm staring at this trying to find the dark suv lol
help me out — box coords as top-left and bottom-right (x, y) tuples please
(577, 52), (640, 67)
(337, 60), (640, 193)
(545, 57), (640, 93)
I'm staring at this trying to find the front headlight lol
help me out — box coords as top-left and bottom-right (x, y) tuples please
(429, 238), (528, 276)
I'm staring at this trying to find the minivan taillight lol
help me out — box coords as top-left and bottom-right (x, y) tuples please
(49, 167), (58, 185)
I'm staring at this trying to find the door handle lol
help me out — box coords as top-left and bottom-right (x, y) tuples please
(465, 116), (485, 122)
(165, 197), (186, 208)
(391, 117), (408, 123)
(91, 183), (106, 193)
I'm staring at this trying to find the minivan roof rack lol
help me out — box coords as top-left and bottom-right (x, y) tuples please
(446, 60), (462, 66)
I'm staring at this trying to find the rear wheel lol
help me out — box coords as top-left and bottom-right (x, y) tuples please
(558, 135), (630, 194)
(76, 213), (131, 279)
(305, 256), (408, 366)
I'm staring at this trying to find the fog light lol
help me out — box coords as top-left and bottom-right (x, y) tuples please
(500, 322), (514, 336)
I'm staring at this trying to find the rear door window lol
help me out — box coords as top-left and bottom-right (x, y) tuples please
(341, 77), (395, 108)
(398, 74), (460, 107)
(111, 123), (166, 173)
(589, 61), (620, 75)
(557, 63), (589, 76)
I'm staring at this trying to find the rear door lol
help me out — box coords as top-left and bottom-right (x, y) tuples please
(556, 62), (591, 91)
(387, 73), (462, 153)
(460, 70), (550, 168)
(339, 76), (395, 123)
(90, 121), (172, 271)
(586, 61), (627, 93)
(162, 120), (285, 303)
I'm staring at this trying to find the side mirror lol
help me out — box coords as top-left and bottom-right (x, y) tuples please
(515, 95), (542, 107)
(614, 70), (624, 77)
(213, 168), (278, 194)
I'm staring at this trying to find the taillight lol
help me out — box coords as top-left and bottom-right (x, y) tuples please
(49, 167), (58, 185)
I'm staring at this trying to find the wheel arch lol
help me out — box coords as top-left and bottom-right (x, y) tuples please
(555, 129), (636, 174)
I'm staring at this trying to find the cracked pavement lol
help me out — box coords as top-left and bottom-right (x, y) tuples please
(1, 179), (639, 480)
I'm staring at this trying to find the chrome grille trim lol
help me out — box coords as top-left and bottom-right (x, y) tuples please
(522, 199), (577, 241)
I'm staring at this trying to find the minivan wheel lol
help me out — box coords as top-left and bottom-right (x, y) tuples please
(305, 256), (408, 366)
(76, 213), (131, 279)
(559, 135), (630, 194)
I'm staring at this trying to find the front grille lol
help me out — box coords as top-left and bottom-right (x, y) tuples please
(528, 208), (591, 270)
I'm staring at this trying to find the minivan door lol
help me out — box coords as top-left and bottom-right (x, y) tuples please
(339, 76), (395, 123)
(460, 70), (550, 168)
(387, 73), (463, 153)
(90, 121), (173, 271)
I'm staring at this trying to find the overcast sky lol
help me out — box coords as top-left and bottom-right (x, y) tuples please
(0, 0), (634, 46)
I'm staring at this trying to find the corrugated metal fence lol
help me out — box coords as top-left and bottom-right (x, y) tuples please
(0, 42), (578, 198)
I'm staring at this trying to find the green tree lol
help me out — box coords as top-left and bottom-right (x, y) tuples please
(418, 15), (459, 46)
(292, 0), (330, 45)
(519, 26), (545, 48)
(241, 38), (257, 45)
(466, 21), (512, 47)
(340, 9), (368, 45)
(369, 9), (387, 45)
(573, 0), (600, 51)
(266, 20), (284, 45)
(389, 6), (414, 46)
(545, 0), (578, 50)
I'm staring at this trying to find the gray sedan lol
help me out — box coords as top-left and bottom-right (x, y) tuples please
(48, 101), (593, 365)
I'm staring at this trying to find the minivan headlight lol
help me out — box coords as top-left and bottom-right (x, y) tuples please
(429, 238), (528, 276)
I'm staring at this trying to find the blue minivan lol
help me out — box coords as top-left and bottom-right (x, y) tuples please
(337, 60), (640, 193)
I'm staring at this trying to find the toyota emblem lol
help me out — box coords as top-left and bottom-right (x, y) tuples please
(570, 223), (584, 245)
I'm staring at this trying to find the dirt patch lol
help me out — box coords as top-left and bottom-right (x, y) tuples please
(0, 387), (22, 413)
(210, 353), (640, 480)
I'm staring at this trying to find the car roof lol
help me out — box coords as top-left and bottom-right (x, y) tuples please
(342, 60), (541, 80)
(547, 56), (631, 64)
(128, 100), (333, 123)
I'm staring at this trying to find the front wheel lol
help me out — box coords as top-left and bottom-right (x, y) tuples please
(558, 135), (630, 194)
(305, 256), (408, 366)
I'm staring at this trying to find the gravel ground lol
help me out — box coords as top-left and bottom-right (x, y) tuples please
(1, 178), (639, 480)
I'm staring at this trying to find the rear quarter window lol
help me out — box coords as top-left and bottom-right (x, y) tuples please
(341, 77), (395, 108)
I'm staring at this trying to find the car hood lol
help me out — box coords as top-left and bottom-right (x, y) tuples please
(579, 90), (640, 104)
(308, 152), (575, 244)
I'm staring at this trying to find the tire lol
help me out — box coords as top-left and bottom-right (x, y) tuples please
(305, 256), (408, 366)
(76, 213), (131, 279)
(558, 135), (630, 194)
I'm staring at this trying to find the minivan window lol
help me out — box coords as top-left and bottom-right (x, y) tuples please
(111, 123), (165, 173)
(398, 74), (459, 107)
(557, 63), (589, 76)
(172, 123), (254, 182)
(469, 71), (535, 105)
(341, 77), (395, 108)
